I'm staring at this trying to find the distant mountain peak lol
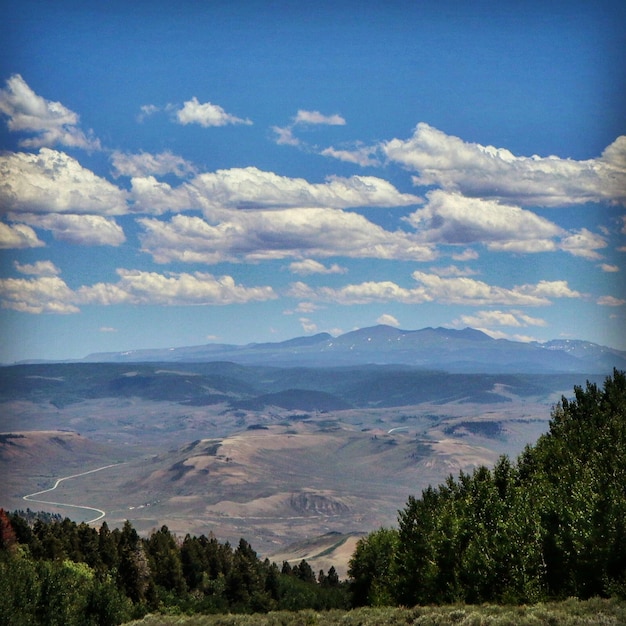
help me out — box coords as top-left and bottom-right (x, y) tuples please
(75, 325), (626, 374)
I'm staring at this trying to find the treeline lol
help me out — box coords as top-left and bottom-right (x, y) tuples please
(349, 369), (626, 606)
(0, 512), (348, 625)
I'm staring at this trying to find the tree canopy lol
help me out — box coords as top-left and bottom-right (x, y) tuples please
(349, 369), (626, 606)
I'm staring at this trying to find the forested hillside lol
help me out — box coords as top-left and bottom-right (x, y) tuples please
(349, 369), (626, 606)
(0, 512), (347, 625)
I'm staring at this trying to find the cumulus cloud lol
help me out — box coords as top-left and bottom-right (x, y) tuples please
(599, 264), (619, 272)
(0, 149), (128, 215)
(0, 222), (44, 249)
(188, 167), (421, 211)
(128, 167), (421, 215)
(14, 260), (60, 276)
(383, 123), (626, 207)
(291, 302), (322, 314)
(406, 190), (562, 244)
(377, 313), (400, 327)
(12, 213), (126, 246)
(0, 74), (100, 150)
(428, 265), (478, 277)
(273, 109), (346, 151)
(452, 248), (479, 262)
(405, 190), (608, 260)
(111, 150), (196, 178)
(320, 145), (381, 167)
(559, 228), (608, 260)
(138, 209), (436, 264)
(299, 317), (318, 333)
(0, 275), (79, 313)
(597, 295), (626, 306)
(288, 280), (430, 305)
(288, 259), (347, 275)
(294, 110), (346, 126)
(289, 273), (582, 307)
(272, 126), (300, 146)
(452, 309), (548, 329)
(175, 97), (252, 127)
(0, 268), (277, 314)
(78, 269), (276, 306)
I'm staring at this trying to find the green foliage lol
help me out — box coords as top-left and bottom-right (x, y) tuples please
(0, 509), (348, 623)
(349, 369), (626, 607)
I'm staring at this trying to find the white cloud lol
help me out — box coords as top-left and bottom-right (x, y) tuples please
(299, 317), (318, 333)
(288, 259), (347, 275)
(175, 97), (252, 127)
(599, 263), (620, 272)
(520, 280), (581, 299)
(406, 190), (562, 244)
(129, 167), (421, 215)
(187, 167), (421, 211)
(0, 275), (79, 313)
(453, 309), (547, 328)
(111, 150), (196, 178)
(289, 273), (582, 307)
(14, 260), (60, 276)
(411, 272), (581, 306)
(137, 104), (159, 122)
(0, 222), (44, 249)
(377, 313), (400, 327)
(0, 149), (128, 215)
(294, 110), (346, 126)
(99, 326), (118, 333)
(0, 268), (277, 313)
(12, 213), (125, 246)
(272, 126), (300, 146)
(273, 109), (346, 148)
(405, 190), (607, 260)
(383, 123), (626, 207)
(138, 209), (436, 264)
(293, 302), (322, 314)
(452, 248), (479, 261)
(129, 176), (197, 215)
(486, 239), (557, 254)
(559, 228), (607, 260)
(78, 269), (276, 306)
(428, 265), (478, 277)
(320, 145), (381, 167)
(0, 74), (100, 150)
(597, 295), (626, 306)
(475, 329), (539, 343)
(288, 280), (430, 305)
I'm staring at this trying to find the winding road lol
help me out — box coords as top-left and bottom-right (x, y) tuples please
(23, 463), (125, 524)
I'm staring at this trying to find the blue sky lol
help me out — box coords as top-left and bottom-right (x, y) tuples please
(1, 0), (625, 362)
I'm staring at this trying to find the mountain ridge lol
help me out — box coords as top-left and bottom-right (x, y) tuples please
(78, 325), (626, 374)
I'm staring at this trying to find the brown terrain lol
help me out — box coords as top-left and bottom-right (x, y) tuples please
(0, 387), (559, 576)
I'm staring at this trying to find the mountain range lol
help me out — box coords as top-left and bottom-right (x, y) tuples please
(82, 325), (626, 374)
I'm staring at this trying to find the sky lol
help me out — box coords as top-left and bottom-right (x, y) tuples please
(0, 0), (625, 363)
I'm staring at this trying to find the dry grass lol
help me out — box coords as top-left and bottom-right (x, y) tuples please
(125, 598), (626, 626)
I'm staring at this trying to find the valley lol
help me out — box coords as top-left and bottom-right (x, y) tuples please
(0, 358), (591, 575)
